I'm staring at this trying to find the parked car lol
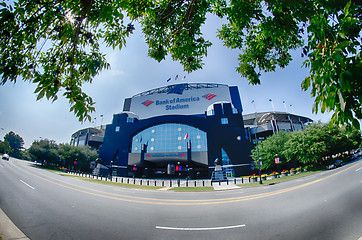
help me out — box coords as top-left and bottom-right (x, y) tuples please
(2, 154), (9, 161)
(326, 160), (343, 169)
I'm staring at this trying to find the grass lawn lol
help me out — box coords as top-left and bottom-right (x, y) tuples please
(236, 171), (320, 188)
(169, 171), (320, 191)
(53, 170), (321, 192)
(58, 174), (163, 190)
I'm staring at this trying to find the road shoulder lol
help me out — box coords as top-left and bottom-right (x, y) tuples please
(0, 208), (30, 240)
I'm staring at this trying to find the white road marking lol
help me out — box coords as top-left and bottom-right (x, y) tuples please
(156, 224), (246, 231)
(0, 165), (4, 168)
(356, 167), (362, 172)
(20, 180), (35, 190)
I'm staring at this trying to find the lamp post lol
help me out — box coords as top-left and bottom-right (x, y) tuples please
(110, 160), (113, 181)
(252, 100), (262, 184)
(258, 158), (263, 184)
(177, 161), (181, 187)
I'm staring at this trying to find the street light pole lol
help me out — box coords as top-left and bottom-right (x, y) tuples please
(252, 100), (262, 184)
(110, 160), (113, 181)
(258, 158), (262, 184)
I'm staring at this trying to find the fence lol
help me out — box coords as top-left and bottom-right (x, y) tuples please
(66, 171), (257, 187)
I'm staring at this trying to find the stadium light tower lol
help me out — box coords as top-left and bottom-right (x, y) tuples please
(269, 99), (275, 112)
(283, 100), (288, 113)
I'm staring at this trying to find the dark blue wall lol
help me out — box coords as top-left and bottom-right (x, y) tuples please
(99, 85), (253, 178)
(99, 102), (253, 178)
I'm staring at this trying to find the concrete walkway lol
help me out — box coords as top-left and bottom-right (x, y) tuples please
(212, 182), (241, 191)
(0, 208), (30, 240)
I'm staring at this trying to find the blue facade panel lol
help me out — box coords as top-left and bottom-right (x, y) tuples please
(229, 86), (243, 113)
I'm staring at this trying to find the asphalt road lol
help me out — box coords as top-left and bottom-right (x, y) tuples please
(0, 158), (361, 240)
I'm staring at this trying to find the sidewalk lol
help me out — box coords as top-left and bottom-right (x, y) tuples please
(0, 208), (30, 240)
(212, 182), (241, 191)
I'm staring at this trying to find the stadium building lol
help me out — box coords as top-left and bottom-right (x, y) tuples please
(98, 83), (254, 179)
(243, 112), (313, 143)
(70, 126), (105, 150)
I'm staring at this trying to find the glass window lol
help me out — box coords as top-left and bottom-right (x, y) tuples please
(221, 148), (235, 177)
(131, 123), (207, 153)
(115, 126), (120, 132)
(221, 118), (229, 125)
(207, 109), (214, 116)
(126, 118), (134, 123)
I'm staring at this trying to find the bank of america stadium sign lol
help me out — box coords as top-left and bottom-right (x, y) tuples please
(142, 92), (217, 111)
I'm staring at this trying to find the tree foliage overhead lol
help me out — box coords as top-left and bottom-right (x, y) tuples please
(1, 0), (361, 126)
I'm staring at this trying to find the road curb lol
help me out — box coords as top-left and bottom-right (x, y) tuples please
(0, 208), (30, 240)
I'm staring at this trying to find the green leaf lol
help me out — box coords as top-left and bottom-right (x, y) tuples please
(301, 76), (311, 90)
(336, 40), (351, 50)
(337, 89), (346, 111)
(36, 89), (45, 101)
(344, 0), (351, 16)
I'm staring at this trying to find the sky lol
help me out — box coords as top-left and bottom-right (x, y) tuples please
(0, 13), (334, 148)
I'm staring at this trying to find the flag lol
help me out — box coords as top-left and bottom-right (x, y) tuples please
(167, 77), (171, 82)
(184, 133), (188, 140)
(175, 74), (178, 80)
(182, 75), (186, 81)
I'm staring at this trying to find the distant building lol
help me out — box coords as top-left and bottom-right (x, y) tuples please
(243, 112), (313, 143)
(70, 126), (105, 150)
